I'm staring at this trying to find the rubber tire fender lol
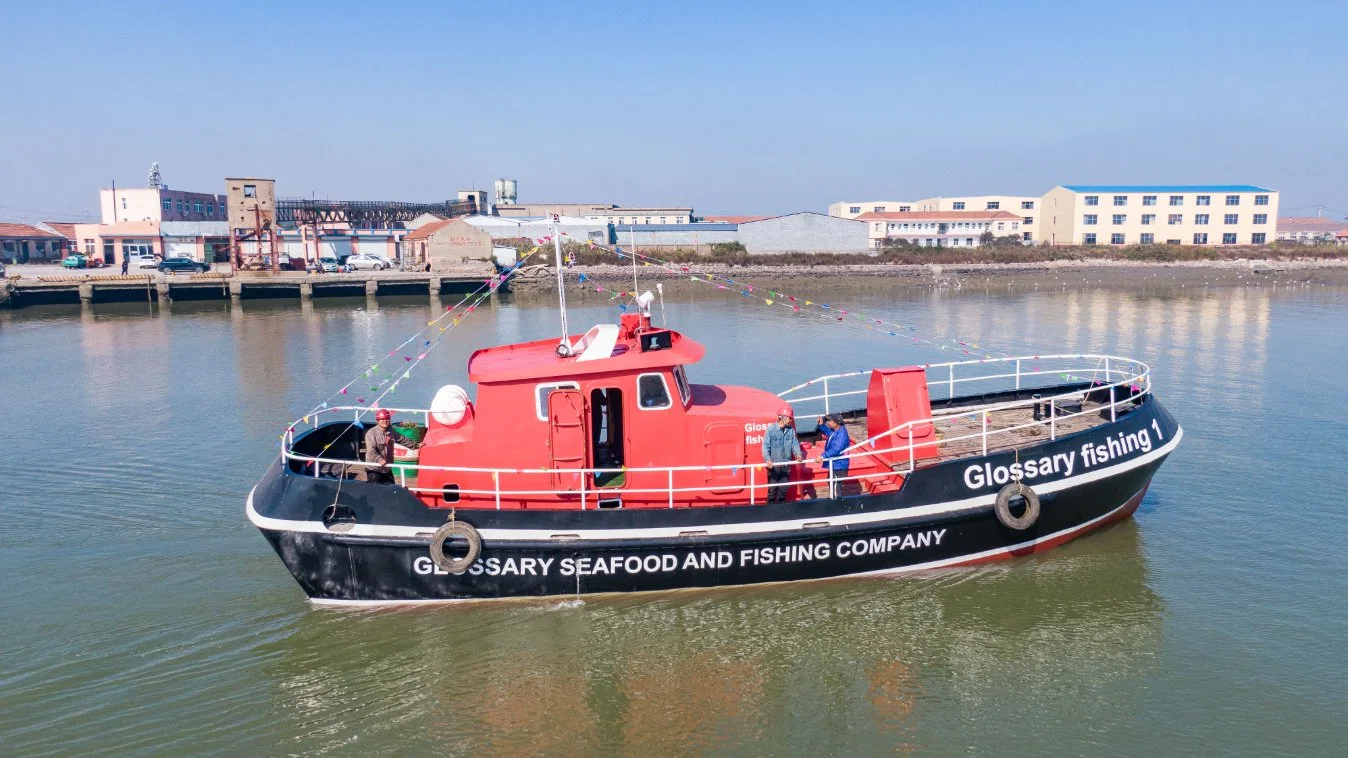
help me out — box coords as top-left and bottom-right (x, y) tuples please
(994, 482), (1041, 531)
(429, 520), (481, 575)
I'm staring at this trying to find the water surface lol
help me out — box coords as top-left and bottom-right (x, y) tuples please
(2, 279), (1345, 755)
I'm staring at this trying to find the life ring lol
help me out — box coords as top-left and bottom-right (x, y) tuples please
(429, 520), (481, 574)
(994, 482), (1041, 530)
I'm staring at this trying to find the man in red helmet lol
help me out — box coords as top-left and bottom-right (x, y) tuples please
(760, 405), (803, 503)
(361, 408), (421, 484)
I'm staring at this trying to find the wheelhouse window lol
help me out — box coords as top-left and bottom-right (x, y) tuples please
(534, 381), (579, 421)
(672, 365), (692, 405)
(637, 373), (672, 409)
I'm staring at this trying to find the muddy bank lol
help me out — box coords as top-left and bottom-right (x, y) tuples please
(511, 259), (1348, 297)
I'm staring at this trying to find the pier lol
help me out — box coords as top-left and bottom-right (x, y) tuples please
(3, 269), (501, 308)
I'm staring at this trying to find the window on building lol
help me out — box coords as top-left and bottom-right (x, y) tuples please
(848, 206), (861, 214)
(1022, 232), (1032, 242)
(1021, 200), (1034, 209)
(997, 222), (1005, 230)
(1252, 232), (1266, 244)
(1196, 195), (1211, 206)
(899, 205), (911, 212)
(176, 200), (184, 212)
(659, 217), (666, 224)
(969, 237), (977, 245)
(1253, 214), (1267, 225)
(1085, 195), (1099, 206)
(162, 198), (172, 211)
(987, 201), (1000, 210)
(1193, 233), (1208, 244)
(1142, 195), (1157, 206)
(874, 206), (885, 213)
(1142, 214), (1155, 225)
(243, 184), (256, 198)
(1023, 216), (1034, 225)
(1195, 214), (1209, 225)
(206, 203), (214, 215)
(1169, 195), (1184, 206)
(83, 238), (95, 254)
(953, 201), (965, 210)
(1113, 195), (1127, 206)
(1084, 233), (1097, 245)
(1168, 214), (1183, 225)
(1140, 233), (1155, 244)
(1224, 214), (1238, 224)
(1225, 195), (1240, 206)
(1255, 194), (1269, 206)
(1112, 214), (1126, 225)
(1111, 233), (1125, 244)
(1083, 214), (1098, 225)
(644, 217), (651, 224)
(1222, 232), (1237, 244)
(193, 201), (203, 214)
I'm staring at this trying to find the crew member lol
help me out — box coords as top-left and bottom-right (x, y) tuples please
(815, 413), (852, 498)
(362, 409), (421, 484)
(761, 405), (803, 503)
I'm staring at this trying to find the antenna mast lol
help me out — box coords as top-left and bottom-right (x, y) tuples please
(552, 215), (573, 356)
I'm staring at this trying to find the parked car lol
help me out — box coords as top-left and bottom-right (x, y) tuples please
(316, 256), (342, 273)
(129, 253), (158, 270)
(158, 257), (209, 274)
(346, 253), (391, 271)
(61, 254), (88, 269)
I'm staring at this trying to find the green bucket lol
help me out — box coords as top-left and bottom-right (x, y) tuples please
(391, 458), (418, 487)
(394, 423), (426, 443)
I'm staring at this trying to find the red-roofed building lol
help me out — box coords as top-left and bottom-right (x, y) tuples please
(0, 223), (67, 263)
(855, 210), (1028, 248)
(402, 218), (494, 271)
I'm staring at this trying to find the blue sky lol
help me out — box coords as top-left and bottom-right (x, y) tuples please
(2, 0), (1345, 220)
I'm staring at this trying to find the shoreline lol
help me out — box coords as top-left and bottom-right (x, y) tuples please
(531, 258), (1348, 290)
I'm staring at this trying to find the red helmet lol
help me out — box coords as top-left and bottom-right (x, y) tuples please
(375, 409), (392, 421)
(776, 405), (793, 418)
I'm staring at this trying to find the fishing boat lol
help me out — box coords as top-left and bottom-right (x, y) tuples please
(247, 232), (1182, 605)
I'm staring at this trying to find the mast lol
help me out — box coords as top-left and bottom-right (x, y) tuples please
(552, 215), (573, 356)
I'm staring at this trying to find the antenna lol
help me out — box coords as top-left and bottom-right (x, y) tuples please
(551, 215), (573, 356)
(148, 162), (161, 189)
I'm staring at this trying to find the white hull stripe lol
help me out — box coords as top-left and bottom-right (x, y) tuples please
(307, 486), (1144, 608)
(248, 427), (1181, 541)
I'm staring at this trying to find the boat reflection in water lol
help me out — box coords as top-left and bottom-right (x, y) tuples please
(260, 521), (1161, 753)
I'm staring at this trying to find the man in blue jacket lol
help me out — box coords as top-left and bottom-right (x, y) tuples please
(815, 413), (852, 498)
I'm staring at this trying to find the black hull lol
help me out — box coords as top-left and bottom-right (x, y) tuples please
(249, 396), (1181, 604)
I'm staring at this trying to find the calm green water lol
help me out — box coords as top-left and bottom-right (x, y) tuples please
(2, 280), (1345, 755)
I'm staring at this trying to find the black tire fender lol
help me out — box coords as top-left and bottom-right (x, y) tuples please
(429, 520), (481, 574)
(994, 482), (1041, 530)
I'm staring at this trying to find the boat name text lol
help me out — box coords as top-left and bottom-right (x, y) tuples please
(962, 428), (1154, 490)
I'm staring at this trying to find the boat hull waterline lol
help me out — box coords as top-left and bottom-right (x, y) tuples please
(248, 398), (1181, 604)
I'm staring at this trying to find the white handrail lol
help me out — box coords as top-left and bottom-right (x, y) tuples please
(278, 354), (1151, 506)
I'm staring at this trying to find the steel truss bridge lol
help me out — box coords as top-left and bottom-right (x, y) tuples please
(275, 197), (480, 229)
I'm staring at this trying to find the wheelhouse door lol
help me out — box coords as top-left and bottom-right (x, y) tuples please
(546, 389), (588, 491)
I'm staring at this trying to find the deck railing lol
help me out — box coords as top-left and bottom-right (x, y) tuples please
(279, 354), (1150, 509)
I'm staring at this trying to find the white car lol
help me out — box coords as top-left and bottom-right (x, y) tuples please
(130, 254), (158, 270)
(346, 253), (391, 271)
(316, 257), (342, 273)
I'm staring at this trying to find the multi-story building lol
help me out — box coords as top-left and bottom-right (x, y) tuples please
(1038, 185), (1278, 246)
(831, 195), (1039, 239)
(100, 186), (228, 224)
(1276, 217), (1348, 244)
(856, 211), (1028, 248)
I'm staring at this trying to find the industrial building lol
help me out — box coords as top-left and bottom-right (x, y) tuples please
(464, 215), (610, 244)
(613, 223), (738, 253)
(856, 210), (1028, 248)
(737, 212), (868, 254)
(402, 219), (495, 272)
(1039, 185), (1279, 246)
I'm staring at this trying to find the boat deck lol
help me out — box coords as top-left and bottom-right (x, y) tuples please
(810, 398), (1115, 465)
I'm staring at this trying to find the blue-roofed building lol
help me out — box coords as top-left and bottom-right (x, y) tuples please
(1040, 185), (1278, 246)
